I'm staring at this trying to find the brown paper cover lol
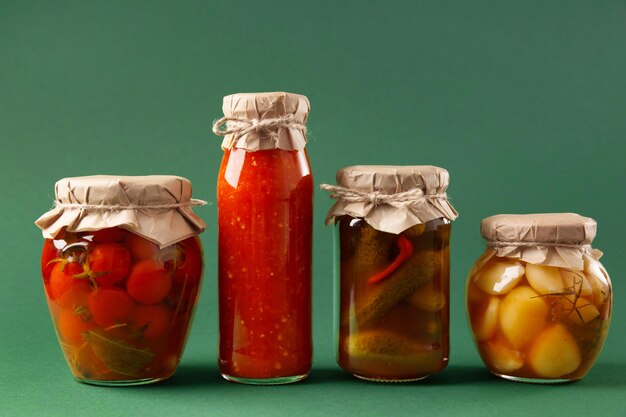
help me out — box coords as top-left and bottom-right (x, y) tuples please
(35, 175), (207, 248)
(480, 213), (600, 269)
(219, 92), (310, 151)
(324, 165), (458, 234)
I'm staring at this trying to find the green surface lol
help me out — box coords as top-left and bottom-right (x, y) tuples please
(1, 1), (625, 416)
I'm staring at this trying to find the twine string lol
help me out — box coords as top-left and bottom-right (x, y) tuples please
(320, 184), (447, 208)
(54, 198), (208, 211)
(486, 240), (592, 250)
(212, 114), (307, 138)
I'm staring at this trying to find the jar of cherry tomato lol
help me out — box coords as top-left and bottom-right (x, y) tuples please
(213, 92), (313, 384)
(35, 176), (207, 386)
(466, 213), (612, 383)
(322, 166), (459, 381)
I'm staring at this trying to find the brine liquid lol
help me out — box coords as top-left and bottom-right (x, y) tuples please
(337, 218), (450, 381)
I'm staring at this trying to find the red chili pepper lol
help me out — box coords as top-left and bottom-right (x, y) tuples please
(368, 234), (414, 284)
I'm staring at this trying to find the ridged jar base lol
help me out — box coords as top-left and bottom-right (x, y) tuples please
(75, 376), (171, 386)
(353, 374), (429, 383)
(494, 373), (577, 384)
(221, 373), (309, 385)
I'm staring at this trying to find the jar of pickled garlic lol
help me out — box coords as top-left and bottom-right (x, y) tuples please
(322, 166), (458, 381)
(213, 92), (313, 385)
(466, 213), (612, 383)
(35, 176), (207, 386)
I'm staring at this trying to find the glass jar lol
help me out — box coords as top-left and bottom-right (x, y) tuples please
(35, 176), (207, 386)
(214, 92), (313, 384)
(466, 213), (612, 383)
(323, 165), (458, 381)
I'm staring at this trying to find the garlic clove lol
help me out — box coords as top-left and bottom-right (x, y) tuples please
(499, 286), (549, 349)
(467, 282), (489, 304)
(470, 296), (500, 342)
(559, 295), (600, 325)
(482, 337), (524, 374)
(525, 263), (564, 295)
(472, 260), (525, 295)
(561, 269), (592, 297)
(528, 324), (581, 379)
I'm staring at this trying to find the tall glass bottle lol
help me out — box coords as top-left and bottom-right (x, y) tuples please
(213, 92), (313, 384)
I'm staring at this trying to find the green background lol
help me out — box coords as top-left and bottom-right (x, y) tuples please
(1, 1), (625, 416)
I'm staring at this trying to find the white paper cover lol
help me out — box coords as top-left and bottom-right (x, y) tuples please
(323, 165), (458, 234)
(217, 92), (310, 151)
(35, 175), (207, 248)
(481, 213), (600, 269)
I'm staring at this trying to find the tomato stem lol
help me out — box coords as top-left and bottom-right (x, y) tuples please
(46, 258), (66, 268)
(368, 234), (414, 284)
(73, 264), (99, 289)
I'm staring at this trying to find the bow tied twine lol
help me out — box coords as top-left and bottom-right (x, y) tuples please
(212, 114), (307, 139)
(320, 184), (447, 209)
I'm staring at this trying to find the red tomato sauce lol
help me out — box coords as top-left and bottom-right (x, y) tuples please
(217, 148), (313, 380)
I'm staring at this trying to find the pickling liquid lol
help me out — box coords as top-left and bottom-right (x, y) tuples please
(466, 254), (612, 382)
(337, 217), (450, 381)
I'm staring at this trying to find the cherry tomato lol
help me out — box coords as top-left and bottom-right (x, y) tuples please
(49, 261), (86, 300)
(89, 227), (127, 243)
(41, 239), (60, 283)
(88, 243), (131, 286)
(126, 260), (172, 305)
(172, 237), (203, 287)
(126, 233), (160, 261)
(57, 310), (94, 345)
(133, 305), (171, 341)
(57, 282), (92, 309)
(87, 288), (134, 327)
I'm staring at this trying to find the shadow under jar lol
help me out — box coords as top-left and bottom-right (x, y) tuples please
(466, 213), (612, 383)
(322, 165), (458, 382)
(35, 176), (206, 386)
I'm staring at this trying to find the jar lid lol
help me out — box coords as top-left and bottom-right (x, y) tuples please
(35, 175), (207, 248)
(321, 165), (458, 234)
(480, 213), (599, 269)
(212, 91), (310, 152)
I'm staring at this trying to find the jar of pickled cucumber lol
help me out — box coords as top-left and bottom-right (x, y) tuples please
(322, 166), (458, 382)
(35, 176), (207, 386)
(466, 213), (612, 383)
